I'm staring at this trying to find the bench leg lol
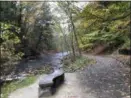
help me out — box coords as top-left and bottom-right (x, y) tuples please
(38, 87), (53, 97)
(50, 86), (56, 95)
(50, 74), (64, 95)
(61, 74), (65, 83)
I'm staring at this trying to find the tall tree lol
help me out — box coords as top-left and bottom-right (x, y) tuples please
(58, 1), (82, 60)
(0, 1), (54, 75)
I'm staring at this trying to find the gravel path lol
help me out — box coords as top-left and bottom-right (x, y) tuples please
(8, 55), (130, 98)
(78, 55), (130, 98)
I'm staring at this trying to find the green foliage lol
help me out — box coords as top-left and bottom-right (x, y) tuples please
(0, 1), (54, 76)
(0, 1), (18, 24)
(1, 75), (37, 98)
(76, 1), (130, 53)
(63, 55), (95, 72)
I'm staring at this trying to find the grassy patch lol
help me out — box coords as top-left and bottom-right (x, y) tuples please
(121, 38), (130, 49)
(1, 75), (37, 98)
(63, 55), (96, 72)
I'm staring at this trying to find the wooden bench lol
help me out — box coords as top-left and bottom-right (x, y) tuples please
(38, 68), (64, 97)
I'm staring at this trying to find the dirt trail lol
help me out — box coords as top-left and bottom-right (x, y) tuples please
(8, 55), (130, 98)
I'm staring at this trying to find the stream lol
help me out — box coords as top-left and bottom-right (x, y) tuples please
(1, 52), (69, 81)
(15, 52), (69, 73)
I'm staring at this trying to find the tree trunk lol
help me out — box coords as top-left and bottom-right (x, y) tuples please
(70, 13), (81, 56)
(71, 31), (76, 60)
(59, 24), (70, 52)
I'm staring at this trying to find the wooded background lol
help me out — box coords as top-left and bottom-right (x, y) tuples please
(0, 1), (130, 75)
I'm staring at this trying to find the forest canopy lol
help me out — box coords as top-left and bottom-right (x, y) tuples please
(0, 1), (54, 75)
(76, 2), (130, 52)
(0, 1), (130, 75)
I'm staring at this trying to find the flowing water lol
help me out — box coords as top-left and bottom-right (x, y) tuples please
(14, 52), (69, 74)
